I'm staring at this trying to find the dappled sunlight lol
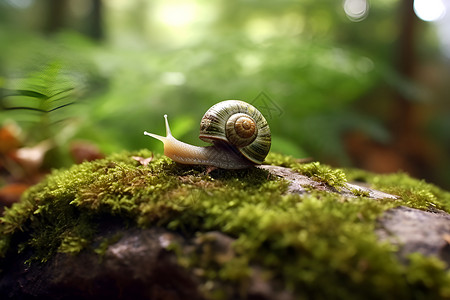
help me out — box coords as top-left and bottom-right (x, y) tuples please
(156, 1), (198, 28)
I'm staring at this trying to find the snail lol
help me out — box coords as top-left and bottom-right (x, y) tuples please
(144, 100), (271, 169)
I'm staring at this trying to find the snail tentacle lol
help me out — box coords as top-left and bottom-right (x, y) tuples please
(144, 114), (171, 143)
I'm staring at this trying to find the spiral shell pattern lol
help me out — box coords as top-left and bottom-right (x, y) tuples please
(199, 100), (271, 164)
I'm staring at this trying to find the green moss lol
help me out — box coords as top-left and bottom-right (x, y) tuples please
(264, 152), (299, 167)
(293, 162), (347, 188)
(1, 150), (450, 299)
(265, 152), (348, 188)
(406, 253), (450, 299)
(346, 168), (450, 212)
(94, 233), (123, 257)
(351, 188), (371, 197)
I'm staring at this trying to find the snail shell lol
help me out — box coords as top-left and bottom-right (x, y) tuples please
(199, 100), (271, 165)
(144, 100), (271, 169)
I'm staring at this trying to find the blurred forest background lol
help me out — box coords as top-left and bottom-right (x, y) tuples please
(1, 0), (450, 200)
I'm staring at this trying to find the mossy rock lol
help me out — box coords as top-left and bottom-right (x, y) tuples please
(0, 150), (449, 299)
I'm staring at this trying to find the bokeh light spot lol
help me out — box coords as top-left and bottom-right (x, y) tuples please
(343, 0), (369, 22)
(413, 0), (446, 22)
(156, 3), (197, 27)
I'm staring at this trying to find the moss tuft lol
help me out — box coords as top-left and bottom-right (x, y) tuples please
(264, 152), (299, 167)
(0, 151), (449, 298)
(265, 153), (347, 188)
(351, 188), (371, 197)
(293, 162), (347, 188)
(346, 169), (450, 212)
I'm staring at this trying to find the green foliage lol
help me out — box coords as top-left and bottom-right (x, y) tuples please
(0, 59), (97, 142)
(1, 151), (449, 298)
(0, 12), (387, 164)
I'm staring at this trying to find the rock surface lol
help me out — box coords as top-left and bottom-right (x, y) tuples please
(376, 206), (450, 266)
(0, 227), (202, 300)
(262, 166), (450, 266)
(4, 207), (449, 299)
(0, 227), (294, 300)
(259, 165), (398, 200)
(1, 163), (449, 299)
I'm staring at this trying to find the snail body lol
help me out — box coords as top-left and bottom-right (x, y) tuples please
(144, 100), (271, 169)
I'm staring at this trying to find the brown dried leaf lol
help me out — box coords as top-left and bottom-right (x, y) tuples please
(70, 141), (104, 164)
(0, 183), (30, 206)
(0, 123), (22, 154)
